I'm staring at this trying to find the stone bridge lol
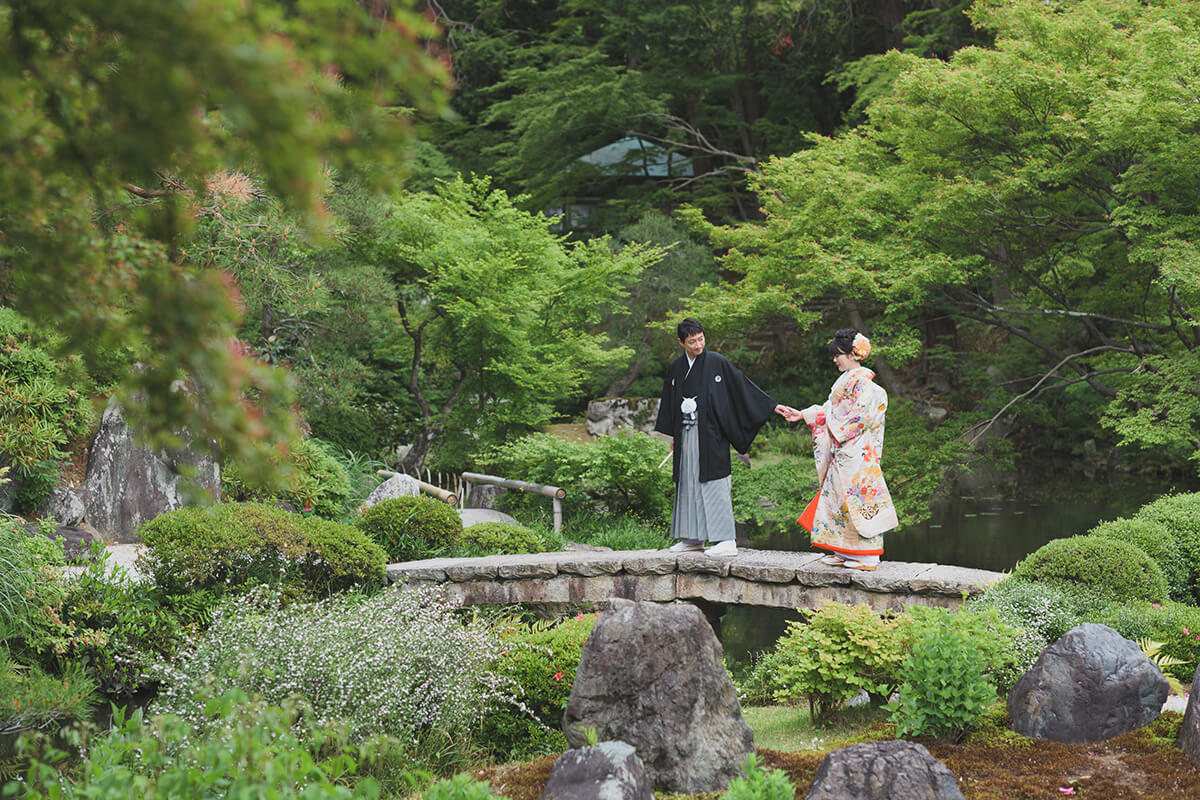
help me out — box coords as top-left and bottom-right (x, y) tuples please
(387, 549), (1003, 616)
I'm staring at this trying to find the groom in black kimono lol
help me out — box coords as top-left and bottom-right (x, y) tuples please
(655, 318), (786, 557)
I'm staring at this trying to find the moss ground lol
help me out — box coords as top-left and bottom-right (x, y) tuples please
(472, 708), (1200, 800)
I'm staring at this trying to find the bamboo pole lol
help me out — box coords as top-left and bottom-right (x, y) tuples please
(460, 471), (566, 533)
(376, 470), (458, 507)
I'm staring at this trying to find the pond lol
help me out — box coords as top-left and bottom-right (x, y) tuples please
(722, 473), (1194, 665)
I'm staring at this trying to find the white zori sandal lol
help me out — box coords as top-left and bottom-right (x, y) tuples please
(819, 554), (846, 565)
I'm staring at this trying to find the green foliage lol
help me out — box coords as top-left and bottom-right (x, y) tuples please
(17, 692), (386, 800)
(730, 459), (813, 528)
(1011, 535), (1169, 604)
(773, 602), (906, 723)
(1090, 601), (1200, 685)
(0, 648), (96, 738)
(423, 774), (503, 800)
(482, 432), (672, 523)
(222, 437), (354, 520)
(137, 502), (386, 601)
(1135, 493), (1200, 603)
(354, 497), (463, 562)
(1, 0), (449, 486)
(968, 578), (1096, 692)
(676, 0), (1200, 474)
(0, 519), (69, 664)
(889, 607), (1012, 742)
(456, 522), (548, 557)
(151, 585), (515, 768)
(479, 613), (596, 762)
(58, 553), (192, 701)
(721, 753), (795, 800)
(1090, 517), (1191, 602)
(889, 625), (995, 742)
(733, 647), (788, 707)
(0, 307), (94, 508)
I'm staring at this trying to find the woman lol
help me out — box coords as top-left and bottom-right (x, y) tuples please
(781, 329), (898, 570)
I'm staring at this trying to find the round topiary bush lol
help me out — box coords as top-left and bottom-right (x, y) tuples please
(138, 502), (386, 599)
(1010, 535), (1169, 604)
(1090, 517), (1190, 602)
(458, 522), (547, 556)
(355, 496), (463, 561)
(1135, 493), (1200, 603)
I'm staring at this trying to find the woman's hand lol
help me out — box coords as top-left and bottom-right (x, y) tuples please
(775, 404), (803, 423)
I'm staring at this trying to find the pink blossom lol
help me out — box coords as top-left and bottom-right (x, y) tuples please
(1059, 788), (1075, 795)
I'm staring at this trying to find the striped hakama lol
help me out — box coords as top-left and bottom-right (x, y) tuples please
(669, 422), (735, 543)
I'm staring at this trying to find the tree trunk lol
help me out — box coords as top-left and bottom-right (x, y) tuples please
(402, 426), (439, 474)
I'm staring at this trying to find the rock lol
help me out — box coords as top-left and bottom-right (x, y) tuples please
(81, 399), (221, 543)
(1007, 623), (1168, 743)
(585, 398), (660, 437)
(542, 741), (652, 800)
(563, 541), (614, 553)
(363, 473), (420, 508)
(1178, 665), (1200, 764)
(35, 487), (88, 526)
(22, 522), (103, 563)
(804, 740), (965, 800)
(562, 599), (753, 793)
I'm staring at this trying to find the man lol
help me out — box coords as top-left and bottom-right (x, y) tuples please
(655, 318), (787, 557)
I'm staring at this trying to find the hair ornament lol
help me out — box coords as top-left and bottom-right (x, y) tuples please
(851, 333), (871, 360)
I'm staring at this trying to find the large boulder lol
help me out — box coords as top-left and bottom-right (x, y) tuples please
(562, 599), (753, 793)
(1007, 623), (1168, 743)
(541, 741), (652, 800)
(363, 473), (420, 508)
(81, 399), (221, 543)
(805, 741), (965, 800)
(1179, 664), (1200, 764)
(585, 398), (660, 437)
(35, 487), (88, 527)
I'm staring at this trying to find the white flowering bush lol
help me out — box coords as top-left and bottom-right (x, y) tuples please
(152, 585), (517, 758)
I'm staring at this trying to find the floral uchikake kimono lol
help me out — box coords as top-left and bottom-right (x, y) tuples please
(808, 366), (898, 557)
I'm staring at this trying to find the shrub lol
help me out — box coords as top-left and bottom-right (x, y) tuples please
(0, 307), (94, 511)
(730, 459), (814, 528)
(1091, 600), (1200, 684)
(355, 496), (463, 561)
(137, 502), (386, 600)
(773, 602), (907, 723)
(58, 552), (193, 700)
(889, 624), (995, 742)
(889, 607), (1013, 742)
(222, 437), (354, 519)
(151, 585), (517, 765)
(721, 753), (795, 800)
(0, 518), (69, 663)
(424, 774), (504, 800)
(537, 510), (670, 552)
(478, 613), (596, 762)
(967, 578), (1095, 692)
(481, 432), (672, 523)
(457, 522), (548, 557)
(1135, 493), (1200, 603)
(733, 647), (788, 707)
(1010, 535), (1169, 604)
(19, 692), (385, 800)
(1090, 516), (1190, 602)
(0, 647), (96, 737)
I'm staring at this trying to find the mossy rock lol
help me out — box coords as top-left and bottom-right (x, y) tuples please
(1011, 535), (1169, 604)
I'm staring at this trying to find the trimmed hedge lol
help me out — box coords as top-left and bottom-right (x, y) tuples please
(1135, 493), (1200, 603)
(354, 495), (463, 561)
(1010, 535), (1169, 604)
(457, 522), (547, 557)
(137, 502), (386, 598)
(1090, 517), (1190, 602)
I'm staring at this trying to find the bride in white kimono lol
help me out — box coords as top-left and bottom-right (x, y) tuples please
(781, 329), (898, 571)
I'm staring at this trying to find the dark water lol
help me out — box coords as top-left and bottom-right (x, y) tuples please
(722, 477), (1181, 664)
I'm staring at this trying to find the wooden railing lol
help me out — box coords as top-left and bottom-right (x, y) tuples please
(461, 472), (566, 532)
(376, 470), (458, 507)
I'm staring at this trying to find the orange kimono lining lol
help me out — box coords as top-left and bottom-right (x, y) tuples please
(814, 543), (884, 557)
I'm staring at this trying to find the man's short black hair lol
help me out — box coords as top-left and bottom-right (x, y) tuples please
(677, 318), (704, 341)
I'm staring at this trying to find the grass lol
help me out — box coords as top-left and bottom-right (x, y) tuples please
(473, 702), (1200, 800)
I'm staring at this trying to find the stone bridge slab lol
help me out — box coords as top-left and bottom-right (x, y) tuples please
(387, 548), (1003, 612)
